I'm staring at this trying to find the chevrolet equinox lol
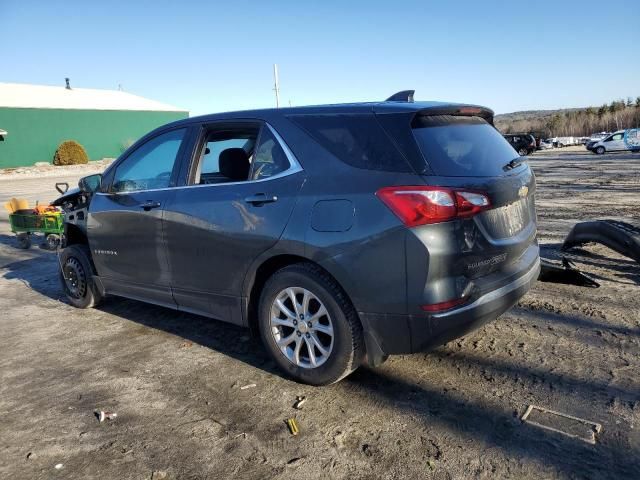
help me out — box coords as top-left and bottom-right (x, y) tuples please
(55, 90), (540, 385)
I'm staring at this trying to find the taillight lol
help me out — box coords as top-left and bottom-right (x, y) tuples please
(421, 297), (468, 312)
(376, 186), (490, 227)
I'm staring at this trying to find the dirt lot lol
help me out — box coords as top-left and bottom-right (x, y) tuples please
(0, 150), (639, 480)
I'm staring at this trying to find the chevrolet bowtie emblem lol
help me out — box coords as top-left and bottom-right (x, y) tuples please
(518, 185), (529, 198)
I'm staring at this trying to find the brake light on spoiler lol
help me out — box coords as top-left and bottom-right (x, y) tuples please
(376, 186), (491, 227)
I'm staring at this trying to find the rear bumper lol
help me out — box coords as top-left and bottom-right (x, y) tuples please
(359, 254), (540, 366)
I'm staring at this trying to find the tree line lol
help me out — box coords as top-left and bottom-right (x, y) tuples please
(496, 97), (640, 138)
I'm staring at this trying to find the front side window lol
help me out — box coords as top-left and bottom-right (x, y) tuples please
(612, 133), (623, 141)
(111, 128), (186, 192)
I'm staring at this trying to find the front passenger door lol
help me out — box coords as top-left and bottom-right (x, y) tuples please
(88, 127), (188, 307)
(606, 132), (625, 151)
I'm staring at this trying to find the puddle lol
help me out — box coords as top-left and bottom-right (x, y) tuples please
(521, 405), (602, 444)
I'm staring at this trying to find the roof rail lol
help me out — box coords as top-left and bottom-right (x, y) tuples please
(385, 90), (415, 103)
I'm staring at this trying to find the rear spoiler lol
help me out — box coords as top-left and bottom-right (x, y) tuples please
(415, 105), (495, 126)
(380, 91), (494, 125)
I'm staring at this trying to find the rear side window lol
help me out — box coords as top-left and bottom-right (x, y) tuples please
(412, 115), (519, 177)
(250, 127), (290, 180)
(290, 114), (411, 172)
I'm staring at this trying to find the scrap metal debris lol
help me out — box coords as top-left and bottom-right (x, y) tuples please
(240, 383), (256, 390)
(521, 404), (602, 444)
(293, 396), (307, 410)
(562, 220), (640, 263)
(286, 418), (299, 436)
(95, 410), (118, 423)
(538, 257), (600, 288)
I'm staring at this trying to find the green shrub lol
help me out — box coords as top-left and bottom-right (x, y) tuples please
(53, 140), (89, 166)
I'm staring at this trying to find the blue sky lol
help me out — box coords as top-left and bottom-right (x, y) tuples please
(2, 0), (638, 115)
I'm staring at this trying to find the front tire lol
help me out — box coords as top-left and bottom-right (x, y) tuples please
(595, 146), (605, 155)
(517, 147), (527, 156)
(59, 244), (103, 309)
(258, 263), (364, 385)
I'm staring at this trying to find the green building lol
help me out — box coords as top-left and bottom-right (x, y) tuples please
(0, 82), (188, 168)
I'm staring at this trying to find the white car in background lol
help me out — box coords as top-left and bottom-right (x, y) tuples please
(592, 129), (640, 154)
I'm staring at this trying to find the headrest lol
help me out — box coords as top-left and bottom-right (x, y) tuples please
(219, 148), (249, 181)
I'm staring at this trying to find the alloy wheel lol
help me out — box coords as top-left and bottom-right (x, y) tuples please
(270, 287), (334, 368)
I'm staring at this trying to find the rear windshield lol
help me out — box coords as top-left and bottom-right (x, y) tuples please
(412, 115), (519, 176)
(289, 114), (412, 172)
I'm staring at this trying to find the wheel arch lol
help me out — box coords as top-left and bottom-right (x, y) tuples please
(243, 253), (359, 338)
(65, 223), (89, 247)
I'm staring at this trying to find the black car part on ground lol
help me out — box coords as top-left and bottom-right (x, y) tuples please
(561, 220), (640, 263)
(538, 257), (600, 288)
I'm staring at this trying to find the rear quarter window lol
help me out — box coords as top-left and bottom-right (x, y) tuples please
(412, 115), (519, 177)
(289, 114), (412, 172)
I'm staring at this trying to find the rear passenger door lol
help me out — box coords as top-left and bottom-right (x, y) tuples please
(163, 121), (305, 324)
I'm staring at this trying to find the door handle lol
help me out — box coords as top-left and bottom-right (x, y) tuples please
(139, 200), (161, 211)
(244, 193), (278, 206)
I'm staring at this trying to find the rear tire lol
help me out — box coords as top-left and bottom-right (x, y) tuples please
(595, 146), (605, 155)
(59, 244), (103, 309)
(16, 233), (31, 249)
(46, 234), (60, 250)
(258, 263), (364, 385)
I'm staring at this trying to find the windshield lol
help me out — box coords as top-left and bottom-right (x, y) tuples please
(412, 115), (520, 177)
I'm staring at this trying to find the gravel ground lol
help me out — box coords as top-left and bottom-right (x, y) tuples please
(0, 149), (639, 480)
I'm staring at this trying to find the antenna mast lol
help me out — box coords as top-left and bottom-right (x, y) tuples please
(273, 64), (280, 108)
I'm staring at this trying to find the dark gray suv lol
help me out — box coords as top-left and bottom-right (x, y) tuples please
(55, 91), (539, 385)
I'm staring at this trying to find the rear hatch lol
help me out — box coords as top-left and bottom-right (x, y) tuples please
(377, 109), (537, 287)
(413, 113), (536, 274)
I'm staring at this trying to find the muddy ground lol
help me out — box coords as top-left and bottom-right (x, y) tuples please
(0, 149), (639, 480)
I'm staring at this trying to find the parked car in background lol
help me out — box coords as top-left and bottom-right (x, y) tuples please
(554, 136), (581, 147)
(503, 133), (536, 155)
(53, 92), (540, 385)
(585, 132), (610, 151)
(539, 139), (554, 150)
(0, 129), (6, 141)
(591, 129), (640, 154)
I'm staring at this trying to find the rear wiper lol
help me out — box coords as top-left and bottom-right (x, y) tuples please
(503, 157), (526, 171)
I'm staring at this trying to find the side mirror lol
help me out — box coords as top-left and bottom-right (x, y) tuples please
(79, 174), (102, 194)
(55, 182), (69, 194)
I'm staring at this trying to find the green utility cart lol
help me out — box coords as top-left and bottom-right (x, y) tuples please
(9, 210), (64, 250)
